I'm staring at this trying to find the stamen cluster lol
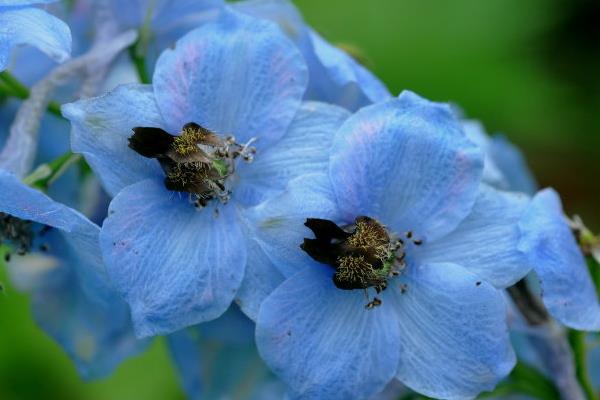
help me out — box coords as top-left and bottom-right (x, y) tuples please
(301, 216), (406, 308)
(0, 213), (33, 260)
(128, 123), (256, 207)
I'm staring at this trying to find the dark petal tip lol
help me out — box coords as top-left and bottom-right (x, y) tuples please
(129, 127), (174, 158)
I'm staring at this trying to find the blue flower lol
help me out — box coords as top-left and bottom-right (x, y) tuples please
(167, 305), (286, 400)
(0, 0), (71, 71)
(0, 170), (147, 378)
(462, 119), (537, 195)
(62, 9), (350, 337)
(233, 0), (391, 111)
(461, 120), (600, 331)
(518, 189), (600, 330)
(246, 92), (530, 399)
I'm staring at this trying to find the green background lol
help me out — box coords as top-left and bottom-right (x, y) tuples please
(1, 0), (598, 399)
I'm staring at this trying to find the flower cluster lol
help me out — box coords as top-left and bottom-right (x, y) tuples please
(0, 1), (598, 399)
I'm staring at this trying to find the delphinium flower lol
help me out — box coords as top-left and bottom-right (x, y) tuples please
(245, 91), (532, 399)
(0, 0), (71, 71)
(233, 0), (391, 111)
(63, 9), (351, 337)
(462, 121), (600, 331)
(0, 170), (146, 378)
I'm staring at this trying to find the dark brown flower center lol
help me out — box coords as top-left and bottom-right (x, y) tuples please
(128, 123), (255, 207)
(301, 216), (408, 309)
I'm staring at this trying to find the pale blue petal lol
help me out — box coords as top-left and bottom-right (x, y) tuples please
(390, 262), (515, 399)
(107, 0), (222, 32)
(168, 308), (286, 400)
(245, 172), (341, 278)
(232, 0), (306, 41)
(235, 236), (284, 321)
(235, 101), (350, 207)
(63, 84), (166, 197)
(26, 240), (149, 380)
(151, 0), (223, 31)
(0, 6), (71, 70)
(415, 185), (532, 288)
(233, 0), (390, 111)
(329, 91), (483, 241)
(0, 0), (58, 5)
(256, 265), (401, 399)
(153, 9), (307, 149)
(518, 189), (600, 330)
(0, 169), (92, 233)
(461, 120), (507, 189)
(489, 135), (537, 195)
(0, 170), (147, 378)
(0, 171), (103, 294)
(100, 179), (246, 337)
(308, 29), (391, 111)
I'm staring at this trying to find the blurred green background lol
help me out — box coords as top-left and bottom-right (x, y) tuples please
(1, 0), (598, 398)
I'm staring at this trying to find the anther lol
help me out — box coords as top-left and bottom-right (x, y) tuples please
(365, 297), (382, 309)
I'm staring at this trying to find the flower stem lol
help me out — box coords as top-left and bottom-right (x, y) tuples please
(23, 151), (82, 191)
(128, 43), (151, 84)
(0, 71), (63, 118)
(568, 328), (597, 400)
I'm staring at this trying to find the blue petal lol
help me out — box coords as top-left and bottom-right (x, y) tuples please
(518, 189), (600, 330)
(0, 169), (92, 233)
(168, 311), (286, 400)
(390, 262), (515, 398)
(0, 1), (58, 5)
(235, 101), (349, 207)
(63, 84), (166, 197)
(151, 0), (223, 32)
(256, 265), (401, 399)
(489, 134), (537, 195)
(0, 6), (71, 71)
(233, 0), (390, 111)
(461, 120), (507, 189)
(245, 172), (341, 278)
(25, 242), (149, 379)
(329, 91), (483, 241)
(235, 237), (284, 321)
(232, 0), (306, 41)
(100, 179), (247, 337)
(0, 170), (147, 378)
(107, 0), (222, 32)
(307, 29), (391, 110)
(168, 306), (285, 399)
(415, 185), (532, 288)
(153, 9), (307, 149)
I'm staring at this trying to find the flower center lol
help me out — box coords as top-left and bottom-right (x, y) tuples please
(301, 216), (421, 309)
(0, 213), (51, 262)
(129, 123), (256, 207)
(0, 213), (33, 258)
